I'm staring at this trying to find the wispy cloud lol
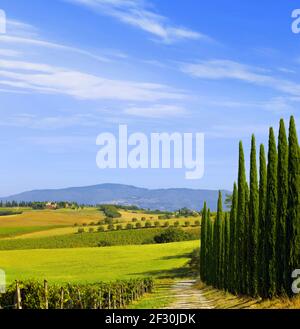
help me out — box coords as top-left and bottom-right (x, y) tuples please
(124, 104), (187, 118)
(180, 59), (300, 97)
(0, 113), (100, 129)
(0, 48), (23, 57)
(0, 58), (185, 101)
(66, 0), (209, 43)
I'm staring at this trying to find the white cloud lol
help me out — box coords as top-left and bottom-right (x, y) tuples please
(0, 35), (111, 63)
(0, 113), (100, 129)
(66, 0), (208, 43)
(180, 59), (300, 97)
(0, 58), (185, 101)
(0, 49), (23, 57)
(124, 104), (187, 118)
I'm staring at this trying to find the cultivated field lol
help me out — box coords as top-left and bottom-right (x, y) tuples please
(0, 240), (198, 284)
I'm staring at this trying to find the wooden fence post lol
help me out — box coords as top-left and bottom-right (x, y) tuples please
(60, 287), (64, 309)
(15, 281), (22, 310)
(108, 289), (111, 309)
(44, 280), (48, 309)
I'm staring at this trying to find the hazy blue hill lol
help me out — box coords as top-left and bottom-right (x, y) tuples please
(1, 184), (230, 211)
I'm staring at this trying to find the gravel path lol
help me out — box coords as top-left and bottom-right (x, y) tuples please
(166, 280), (215, 309)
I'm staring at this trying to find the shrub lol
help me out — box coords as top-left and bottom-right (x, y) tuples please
(174, 221), (180, 227)
(141, 217), (147, 221)
(74, 223), (78, 227)
(184, 221), (190, 227)
(97, 220), (105, 225)
(132, 218), (138, 222)
(82, 223), (87, 227)
(107, 224), (115, 231)
(145, 221), (152, 228)
(77, 228), (85, 234)
(194, 220), (200, 226)
(135, 222), (142, 229)
(97, 226), (105, 232)
(154, 221), (160, 227)
(116, 224), (123, 230)
(104, 217), (113, 225)
(97, 241), (112, 247)
(163, 221), (169, 227)
(89, 222), (95, 226)
(88, 228), (94, 233)
(154, 227), (192, 244)
(126, 223), (133, 230)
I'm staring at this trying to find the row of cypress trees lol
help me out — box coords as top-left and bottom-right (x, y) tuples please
(200, 116), (299, 299)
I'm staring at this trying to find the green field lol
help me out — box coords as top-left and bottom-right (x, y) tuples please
(0, 240), (198, 284)
(0, 227), (199, 250)
(0, 226), (61, 239)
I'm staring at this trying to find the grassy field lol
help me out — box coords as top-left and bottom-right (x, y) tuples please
(0, 227), (200, 250)
(0, 240), (198, 284)
(0, 226), (61, 239)
(0, 208), (104, 228)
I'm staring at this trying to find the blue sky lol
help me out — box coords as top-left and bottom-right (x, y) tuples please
(0, 0), (299, 196)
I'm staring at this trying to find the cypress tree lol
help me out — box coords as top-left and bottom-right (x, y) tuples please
(276, 119), (288, 295)
(200, 202), (207, 281)
(258, 144), (267, 297)
(236, 142), (247, 294)
(265, 127), (278, 298)
(244, 182), (250, 295)
(213, 213), (218, 286)
(206, 209), (213, 286)
(216, 191), (223, 289)
(286, 116), (300, 296)
(249, 135), (259, 297)
(224, 213), (230, 291)
(229, 183), (238, 294)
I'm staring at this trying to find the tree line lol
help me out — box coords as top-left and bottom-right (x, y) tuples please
(200, 116), (299, 298)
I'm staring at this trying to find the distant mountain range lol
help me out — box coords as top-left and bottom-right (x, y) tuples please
(1, 184), (230, 211)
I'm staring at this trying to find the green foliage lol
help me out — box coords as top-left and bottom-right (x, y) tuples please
(153, 228), (194, 244)
(265, 128), (278, 298)
(187, 248), (200, 275)
(0, 278), (154, 309)
(98, 205), (121, 219)
(0, 210), (23, 216)
(258, 144), (267, 297)
(199, 116), (299, 300)
(286, 116), (300, 296)
(249, 135), (259, 297)
(0, 227), (200, 250)
(236, 141), (247, 293)
(276, 119), (288, 295)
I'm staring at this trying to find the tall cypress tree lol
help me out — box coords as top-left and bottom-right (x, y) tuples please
(286, 116), (300, 296)
(244, 182), (250, 295)
(213, 212), (218, 286)
(258, 144), (267, 297)
(229, 183), (238, 294)
(218, 191), (224, 289)
(265, 127), (278, 298)
(200, 202), (207, 281)
(276, 119), (288, 295)
(236, 142), (247, 294)
(206, 209), (213, 286)
(224, 213), (230, 291)
(249, 135), (259, 297)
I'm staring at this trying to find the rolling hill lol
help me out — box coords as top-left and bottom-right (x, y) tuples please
(1, 184), (229, 211)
